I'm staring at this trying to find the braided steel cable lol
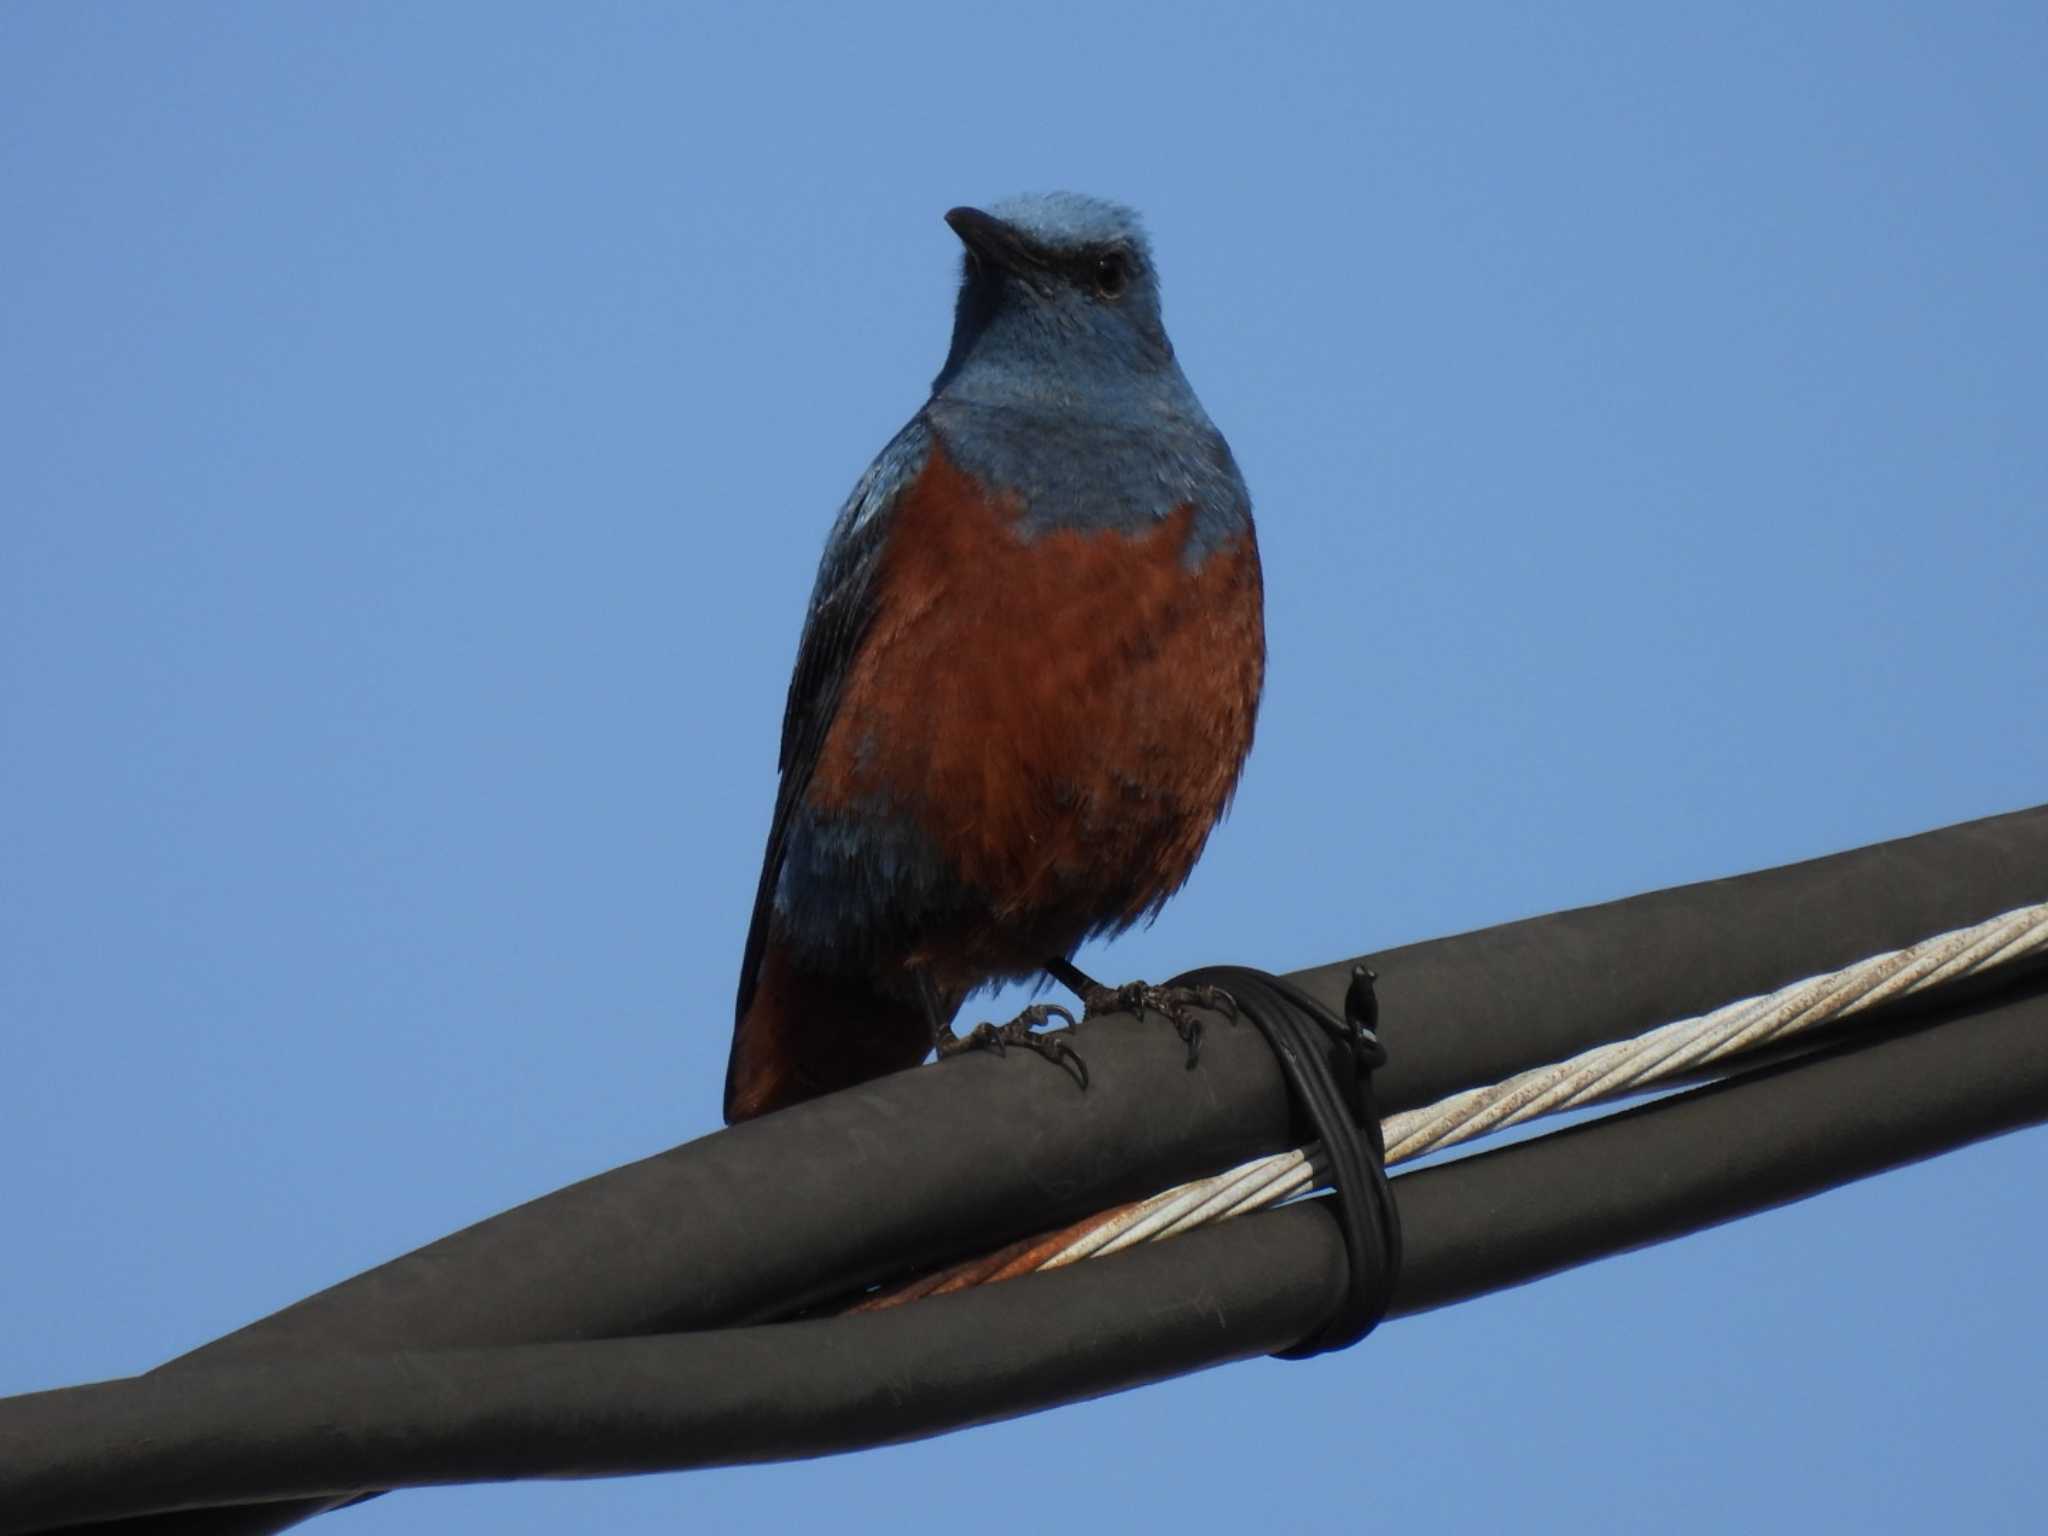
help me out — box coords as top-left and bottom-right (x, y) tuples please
(858, 900), (2048, 1300)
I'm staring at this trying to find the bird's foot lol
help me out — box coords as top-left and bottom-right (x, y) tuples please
(1048, 960), (1235, 1068)
(934, 1003), (1089, 1091)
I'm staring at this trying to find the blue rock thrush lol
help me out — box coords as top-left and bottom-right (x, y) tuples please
(725, 193), (1263, 1122)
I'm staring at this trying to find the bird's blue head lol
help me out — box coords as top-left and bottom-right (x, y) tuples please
(930, 193), (1182, 410)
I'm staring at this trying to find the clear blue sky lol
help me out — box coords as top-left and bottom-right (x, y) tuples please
(4, 4), (2044, 1532)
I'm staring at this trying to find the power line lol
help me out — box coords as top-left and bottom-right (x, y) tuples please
(7, 805), (2045, 1534)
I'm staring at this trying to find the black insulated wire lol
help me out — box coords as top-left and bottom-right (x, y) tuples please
(1171, 963), (1401, 1356)
(11, 803), (2045, 1535)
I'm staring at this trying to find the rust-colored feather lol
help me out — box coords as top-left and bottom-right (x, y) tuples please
(726, 939), (936, 1122)
(806, 445), (1264, 992)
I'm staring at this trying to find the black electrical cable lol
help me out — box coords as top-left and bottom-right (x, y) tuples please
(131, 808), (2048, 1378)
(1317, 803), (2048, 1115)
(1172, 963), (1400, 1356)
(27, 803), (2047, 1536)
(7, 972), (2044, 1534)
(1387, 963), (2048, 1313)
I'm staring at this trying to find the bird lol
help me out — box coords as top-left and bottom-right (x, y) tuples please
(725, 193), (1263, 1124)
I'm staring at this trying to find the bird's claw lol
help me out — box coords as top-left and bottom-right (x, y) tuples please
(1076, 981), (1236, 1068)
(936, 1003), (1089, 1090)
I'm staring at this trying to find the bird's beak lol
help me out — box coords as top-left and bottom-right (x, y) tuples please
(945, 206), (1040, 276)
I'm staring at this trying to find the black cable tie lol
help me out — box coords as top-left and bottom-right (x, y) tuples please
(1170, 962), (1402, 1357)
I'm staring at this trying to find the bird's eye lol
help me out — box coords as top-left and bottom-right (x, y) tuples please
(1094, 252), (1129, 299)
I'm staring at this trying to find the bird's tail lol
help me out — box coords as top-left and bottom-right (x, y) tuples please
(724, 939), (935, 1122)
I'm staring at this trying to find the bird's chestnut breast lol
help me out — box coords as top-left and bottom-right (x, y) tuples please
(804, 442), (1264, 957)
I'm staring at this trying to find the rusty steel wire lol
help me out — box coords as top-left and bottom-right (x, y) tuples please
(854, 900), (2048, 1310)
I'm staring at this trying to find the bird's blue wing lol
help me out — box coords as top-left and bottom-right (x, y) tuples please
(733, 416), (935, 1033)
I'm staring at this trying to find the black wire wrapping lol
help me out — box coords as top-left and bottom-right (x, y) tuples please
(1172, 964), (1402, 1356)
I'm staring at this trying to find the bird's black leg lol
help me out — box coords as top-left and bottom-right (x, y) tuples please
(1043, 957), (1236, 1069)
(919, 971), (1088, 1091)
